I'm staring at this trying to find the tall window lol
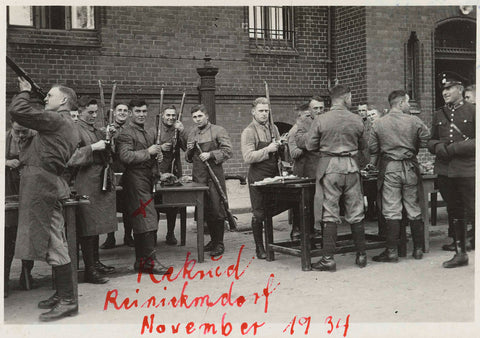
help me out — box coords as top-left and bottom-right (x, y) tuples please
(8, 6), (95, 30)
(248, 6), (295, 50)
(406, 31), (420, 101)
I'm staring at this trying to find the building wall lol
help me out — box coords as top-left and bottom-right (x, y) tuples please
(364, 6), (476, 127)
(7, 6), (331, 174)
(333, 6), (367, 106)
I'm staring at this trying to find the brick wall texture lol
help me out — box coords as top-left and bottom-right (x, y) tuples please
(6, 6), (476, 173)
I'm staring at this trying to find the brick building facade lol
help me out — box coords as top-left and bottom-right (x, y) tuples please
(6, 6), (476, 174)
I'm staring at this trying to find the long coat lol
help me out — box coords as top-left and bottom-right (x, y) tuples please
(116, 121), (158, 234)
(67, 120), (117, 237)
(9, 91), (80, 261)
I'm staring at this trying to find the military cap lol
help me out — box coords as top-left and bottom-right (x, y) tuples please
(438, 71), (466, 89)
(77, 96), (97, 109)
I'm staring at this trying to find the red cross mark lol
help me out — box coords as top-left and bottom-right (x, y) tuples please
(132, 198), (153, 218)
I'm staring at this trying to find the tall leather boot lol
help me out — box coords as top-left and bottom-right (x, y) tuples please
(251, 217), (266, 259)
(312, 222), (337, 271)
(39, 263), (78, 322)
(93, 235), (115, 274)
(80, 236), (108, 284)
(165, 209), (178, 245)
(442, 216), (456, 251)
(19, 260), (34, 290)
(410, 219), (425, 259)
(350, 222), (367, 268)
(100, 232), (116, 249)
(443, 219), (468, 268)
(4, 226), (17, 298)
(140, 231), (171, 275)
(204, 219), (217, 252)
(133, 232), (144, 271)
(123, 214), (134, 247)
(210, 220), (225, 257)
(373, 219), (399, 262)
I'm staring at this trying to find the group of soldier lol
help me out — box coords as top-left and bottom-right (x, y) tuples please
(4, 70), (475, 322)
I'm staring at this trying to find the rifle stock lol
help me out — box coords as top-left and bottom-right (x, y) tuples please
(101, 81), (117, 192)
(7, 56), (47, 99)
(195, 143), (237, 231)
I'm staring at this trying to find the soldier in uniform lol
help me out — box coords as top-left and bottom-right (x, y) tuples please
(428, 72), (475, 268)
(186, 104), (232, 257)
(156, 105), (188, 245)
(305, 85), (367, 271)
(101, 102), (134, 249)
(4, 121), (36, 297)
(368, 90), (430, 262)
(464, 84), (475, 105)
(9, 78), (80, 321)
(116, 99), (170, 275)
(241, 97), (282, 259)
(67, 97), (117, 284)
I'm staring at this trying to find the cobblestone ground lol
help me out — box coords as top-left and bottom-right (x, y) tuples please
(3, 209), (476, 338)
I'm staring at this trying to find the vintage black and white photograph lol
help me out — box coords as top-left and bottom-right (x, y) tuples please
(2, 2), (477, 337)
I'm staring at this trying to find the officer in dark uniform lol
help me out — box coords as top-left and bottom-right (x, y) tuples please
(427, 71), (475, 268)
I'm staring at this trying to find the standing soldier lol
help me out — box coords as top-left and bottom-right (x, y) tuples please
(156, 105), (188, 245)
(67, 97), (117, 284)
(9, 78), (80, 321)
(241, 97), (281, 259)
(290, 98), (325, 239)
(305, 85), (367, 271)
(368, 90), (430, 262)
(116, 99), (170, 275)
(4, 121), (36, 297)
(101, 102), (134, 249)
(428, 72), (475, 268)
(186, 104), (232, 257)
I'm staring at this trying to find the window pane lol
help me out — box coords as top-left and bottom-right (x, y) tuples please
(8, 6), (33, 26)
(71, 6), (95, 29)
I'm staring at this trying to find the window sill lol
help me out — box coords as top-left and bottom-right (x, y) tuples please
(249, 40), (298, 56)
(7, 26), (100, 48)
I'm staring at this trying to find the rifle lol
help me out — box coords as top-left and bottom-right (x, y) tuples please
(264, 81), (283, 175)
(7, 56), (47, 99)
(98, 80), (106, 127)
(171, 92), (186, 174)
(195, 143), (238, 231)
(101, 81), (117, 192)
(155, 88), (165, 173)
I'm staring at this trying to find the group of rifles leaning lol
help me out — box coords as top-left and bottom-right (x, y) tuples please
(5, 71), (474, 322)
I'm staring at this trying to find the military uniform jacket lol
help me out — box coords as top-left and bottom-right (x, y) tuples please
(116, 121), (158, 234)
(427, 101), (475, 177)
(9, 91), (80, 261)
(293, 115), (321, 179)
(67, 120), (117, 237)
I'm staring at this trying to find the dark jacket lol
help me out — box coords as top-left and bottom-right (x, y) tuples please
(427, 101), (475, 177)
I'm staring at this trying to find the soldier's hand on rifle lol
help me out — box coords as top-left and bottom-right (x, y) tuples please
(266, 141), (279, 153)
(18, 77), (32, 92)
(161, 142), (172, 152)
(6, 159), (21, 169)
(156, 151), (164, 163)
(199, 152), (211, 162)
(186, 141), (195, 151)
(106, 124), (117, 136)
(174, 121), (185, 132)
(364, 163), (376, 171)
(91, 140), (107, 151)
(148, 144), (162, 155)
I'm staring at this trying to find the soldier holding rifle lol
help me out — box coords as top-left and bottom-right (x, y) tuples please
(67, 94), (117, 284)
(156, 98), (188, 245)
(186, 104), (233, 257)
(116, 99), (170, 275)
(240, 96), (282, 260)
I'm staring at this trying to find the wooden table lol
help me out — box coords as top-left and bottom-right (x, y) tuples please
(154, 182), (209, 262)
(5, 197), (90, 301)
(258, 178), (387, 271)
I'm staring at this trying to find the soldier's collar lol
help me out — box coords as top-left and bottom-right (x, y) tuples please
(446, 100), (464, 110)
